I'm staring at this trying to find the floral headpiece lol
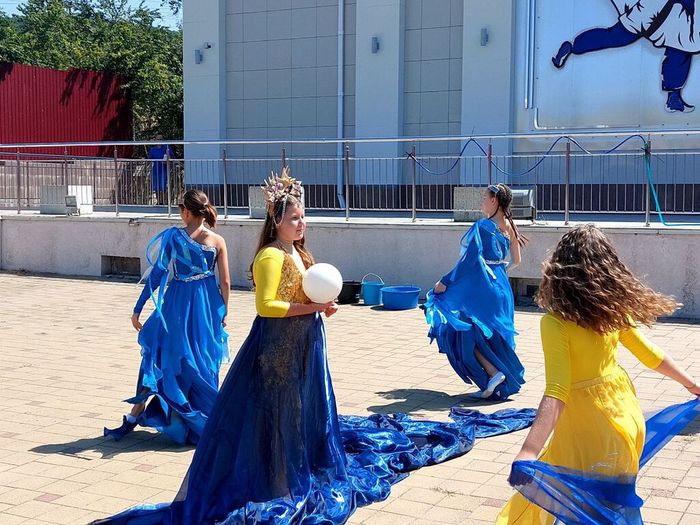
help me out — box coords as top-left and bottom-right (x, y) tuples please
(261, 167), (303, 222)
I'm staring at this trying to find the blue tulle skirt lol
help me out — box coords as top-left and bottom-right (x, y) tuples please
(130, 276), (229, 445)
(424, 290), (525, 400)
(92, 314), (534, 525)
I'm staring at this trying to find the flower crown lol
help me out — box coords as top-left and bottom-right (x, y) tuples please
(261, 167), (303, 216)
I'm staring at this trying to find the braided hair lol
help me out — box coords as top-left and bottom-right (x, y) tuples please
(487, 183), (528, 247)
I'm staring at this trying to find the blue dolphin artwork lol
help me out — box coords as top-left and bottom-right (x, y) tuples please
(553, 1), (697, 113)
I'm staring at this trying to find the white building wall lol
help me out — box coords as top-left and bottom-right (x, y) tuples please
(2, 215), (698, 319)
(182, 0), (700, 191)
(354, 0), (404, 179)
(183, 0), (227, 182)
(223, 0), (357, 186)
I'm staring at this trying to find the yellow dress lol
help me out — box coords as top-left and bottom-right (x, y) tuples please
(497, 313), (665, 524)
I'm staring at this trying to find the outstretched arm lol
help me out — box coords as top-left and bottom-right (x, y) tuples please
(513, 396), (564, 463)
(216, 238), (231, 327)
(621, 327), (700, 396)
(505, 223), (522, 271)
(510, 315), (570, 472)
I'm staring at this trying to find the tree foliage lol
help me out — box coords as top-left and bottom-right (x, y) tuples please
(0, 0), (183, 141)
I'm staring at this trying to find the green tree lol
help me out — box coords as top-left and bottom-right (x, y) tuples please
(0, 0), (183, 142)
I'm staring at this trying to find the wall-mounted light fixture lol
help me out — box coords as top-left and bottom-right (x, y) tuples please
(195, 42), (213, 64)
(480, 28), (489, 46)
(371, 36), (380, 54)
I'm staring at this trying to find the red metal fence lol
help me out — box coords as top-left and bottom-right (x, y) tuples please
(0, 62), (132, 158)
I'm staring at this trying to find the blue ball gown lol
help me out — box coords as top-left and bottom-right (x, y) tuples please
(119, 227), (229, 445)
(423, 218), (525, 399)
(91, 246), (534, 525)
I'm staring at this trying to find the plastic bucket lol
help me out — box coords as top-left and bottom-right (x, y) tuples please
(381, 286), (421, 310)
(337, 281), (362, 304)
(361, 274), (384, 306)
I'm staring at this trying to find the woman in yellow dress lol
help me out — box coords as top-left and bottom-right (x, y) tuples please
(498, 224), (700, 525)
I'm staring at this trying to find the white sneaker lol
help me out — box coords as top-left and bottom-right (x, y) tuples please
(480, 372), (506, 398)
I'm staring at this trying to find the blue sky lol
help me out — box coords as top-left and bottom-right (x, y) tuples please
(0, 0), (181, 29)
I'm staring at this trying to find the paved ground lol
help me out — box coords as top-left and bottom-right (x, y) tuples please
(0, 273), (699, 525)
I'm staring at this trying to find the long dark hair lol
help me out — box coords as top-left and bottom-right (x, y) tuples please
(181, 189), (217, 228)
(487, 183), (528, 247)
(248, 195), (314, 282)
(537, 225), (678, 332)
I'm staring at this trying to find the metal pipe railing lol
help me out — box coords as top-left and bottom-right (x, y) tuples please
(1, 134), (698, 219)
(5, 128), (700, 150)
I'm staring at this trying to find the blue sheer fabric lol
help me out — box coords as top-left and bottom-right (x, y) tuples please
(91, 313), (534, 525)
(423, 218), (525, 399)
(509, 399), (700, 525)
(641, 398), (700, 468)
(129, 227), (229, 444)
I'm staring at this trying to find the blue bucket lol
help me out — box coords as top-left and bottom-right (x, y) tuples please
(361, 274), (384, 306)
(381, 286), (421, 310)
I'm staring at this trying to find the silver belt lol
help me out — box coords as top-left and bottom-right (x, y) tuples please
(483, 259), (507, 265)
(174, 272), (213, 282)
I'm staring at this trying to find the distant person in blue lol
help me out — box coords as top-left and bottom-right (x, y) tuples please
(148, 143), (174, 204)
(90, 172), (536, 525)
(103, 189), (230, 444)
(424, 184), (528, 400)
(553, 0), (697, 112)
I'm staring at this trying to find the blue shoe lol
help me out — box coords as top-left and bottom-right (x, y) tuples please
(104, 416), (137, 441)
(666, 90), (695, 113)
(552, 41), (572, 69)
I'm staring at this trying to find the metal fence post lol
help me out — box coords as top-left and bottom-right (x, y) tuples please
(344, 144), (350, 221)
(62, 147), (68, 188)
(282, 147), (287, 170)
(15, 150), (21, 214)
(564, 139), (571, 225)
(114, 146), (119, 217)
(222, 148), (229, 219)
(645, 138), (652, 227)
(166, 148), (172, 217)
(487, 143), (493, 186)
(411, 145), (417, 223)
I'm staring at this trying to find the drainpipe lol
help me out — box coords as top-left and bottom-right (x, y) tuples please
(336, 0), (347, 209)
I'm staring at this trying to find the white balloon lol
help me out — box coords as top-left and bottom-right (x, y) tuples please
(303, 263), (343, 304)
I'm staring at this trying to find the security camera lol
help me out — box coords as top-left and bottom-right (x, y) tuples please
(203, 42), (213, 49)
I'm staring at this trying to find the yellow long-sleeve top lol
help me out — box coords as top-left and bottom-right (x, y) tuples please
(542, 313), (665, 403)
(253, 246), (309, 318)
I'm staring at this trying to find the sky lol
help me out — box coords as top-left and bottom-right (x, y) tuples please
(0, 0), (181, 29)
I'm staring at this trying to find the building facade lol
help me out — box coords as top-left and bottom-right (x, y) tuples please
(183, 0), (699, 210)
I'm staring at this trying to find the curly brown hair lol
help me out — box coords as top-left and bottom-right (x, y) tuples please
(536, 224), (679, 333)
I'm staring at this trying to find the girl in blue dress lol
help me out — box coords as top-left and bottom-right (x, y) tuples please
(103, 189), (230, 445)
(424, 183), (527, 400)
(90, 172), (534, 525)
